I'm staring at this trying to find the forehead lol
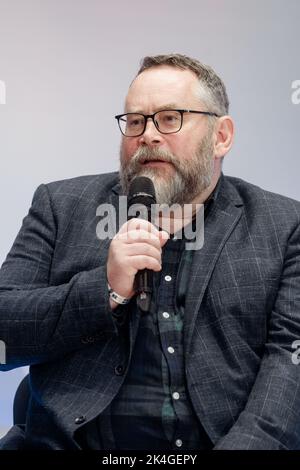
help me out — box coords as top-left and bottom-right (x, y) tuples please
(125, 65), (201, 112)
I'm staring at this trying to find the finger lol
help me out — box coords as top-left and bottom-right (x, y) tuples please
(130, 255), (162, 272)
(116, 230), (162, 249)
(125, 242), (162, 262)
(118, 218), (160, 236)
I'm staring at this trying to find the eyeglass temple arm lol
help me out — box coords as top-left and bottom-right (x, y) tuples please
(181, 109), (220, 118)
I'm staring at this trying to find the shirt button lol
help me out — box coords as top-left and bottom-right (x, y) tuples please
(81, 335), (95, 344)
(175, 439), (183, 447)
(75, 415), (86, 425)
(172, 392), (180, 400)
(167, 346), (175, 354)
(164, 275), (172, 282)
(162, 311), (170, 319)
(115, 364), (124, 375)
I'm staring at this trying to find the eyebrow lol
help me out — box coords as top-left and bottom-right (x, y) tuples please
(125, 104), (181, 114)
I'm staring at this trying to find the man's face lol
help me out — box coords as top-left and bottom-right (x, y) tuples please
(119, 65), (217, 205)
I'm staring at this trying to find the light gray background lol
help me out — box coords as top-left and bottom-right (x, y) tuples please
(0, 0), (299, 433)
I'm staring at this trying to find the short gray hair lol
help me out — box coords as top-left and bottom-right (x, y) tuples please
(137, 53), (229, 116)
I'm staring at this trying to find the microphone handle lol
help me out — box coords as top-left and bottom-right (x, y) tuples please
(135, 269), (153, 312)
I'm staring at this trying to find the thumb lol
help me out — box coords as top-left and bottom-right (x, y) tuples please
(159, 230), (170, 246)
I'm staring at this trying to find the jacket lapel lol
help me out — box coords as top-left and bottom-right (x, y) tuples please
(184, 175), (244, 359)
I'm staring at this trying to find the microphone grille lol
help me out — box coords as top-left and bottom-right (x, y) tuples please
(128, 177), (156, 207)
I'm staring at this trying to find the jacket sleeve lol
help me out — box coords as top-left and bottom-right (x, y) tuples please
(0, 184), (122, 371)
(214, 221), (300, 450)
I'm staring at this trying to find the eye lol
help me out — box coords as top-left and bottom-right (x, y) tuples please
(127, 115), (144, 128)
(165, 114), (178, 122)
(159, 111), (180, 126)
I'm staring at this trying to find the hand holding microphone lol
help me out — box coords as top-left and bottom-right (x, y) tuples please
(107, 177), (169, 312)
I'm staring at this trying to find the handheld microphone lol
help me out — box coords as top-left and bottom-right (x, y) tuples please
(128, 176), (156, 312)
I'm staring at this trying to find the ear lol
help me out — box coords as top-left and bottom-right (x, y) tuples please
(213, 115), (234, 160)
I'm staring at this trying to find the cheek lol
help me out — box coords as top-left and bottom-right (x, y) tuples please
(121, 139), (134, 161)
(121, 138), (137, 161)
(175, 131), (204, 159)
(167, 135), (191, 159)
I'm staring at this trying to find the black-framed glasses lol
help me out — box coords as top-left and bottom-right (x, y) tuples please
(115, 109), (220, 137)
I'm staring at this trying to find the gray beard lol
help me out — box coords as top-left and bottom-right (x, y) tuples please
(119, 132), (215, 206)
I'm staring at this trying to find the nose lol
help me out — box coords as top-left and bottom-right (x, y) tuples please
(138, 117), (163, 146)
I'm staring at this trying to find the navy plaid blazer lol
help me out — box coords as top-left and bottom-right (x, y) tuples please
(0, 172), (300, 449)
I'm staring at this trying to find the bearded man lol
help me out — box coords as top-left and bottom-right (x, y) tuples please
(1, 54), (300, 450)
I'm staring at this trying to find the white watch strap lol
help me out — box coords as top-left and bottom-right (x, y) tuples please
(107, 283), (130, 305)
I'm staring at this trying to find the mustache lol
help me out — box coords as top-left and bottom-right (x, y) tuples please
(130, 147), (179, 167)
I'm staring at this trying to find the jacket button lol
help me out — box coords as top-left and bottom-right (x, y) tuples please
(75, 415), (86, 425)
(115, 364), (124, 375)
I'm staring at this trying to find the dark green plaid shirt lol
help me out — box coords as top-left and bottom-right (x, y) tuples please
(77, 178), (221, 450)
